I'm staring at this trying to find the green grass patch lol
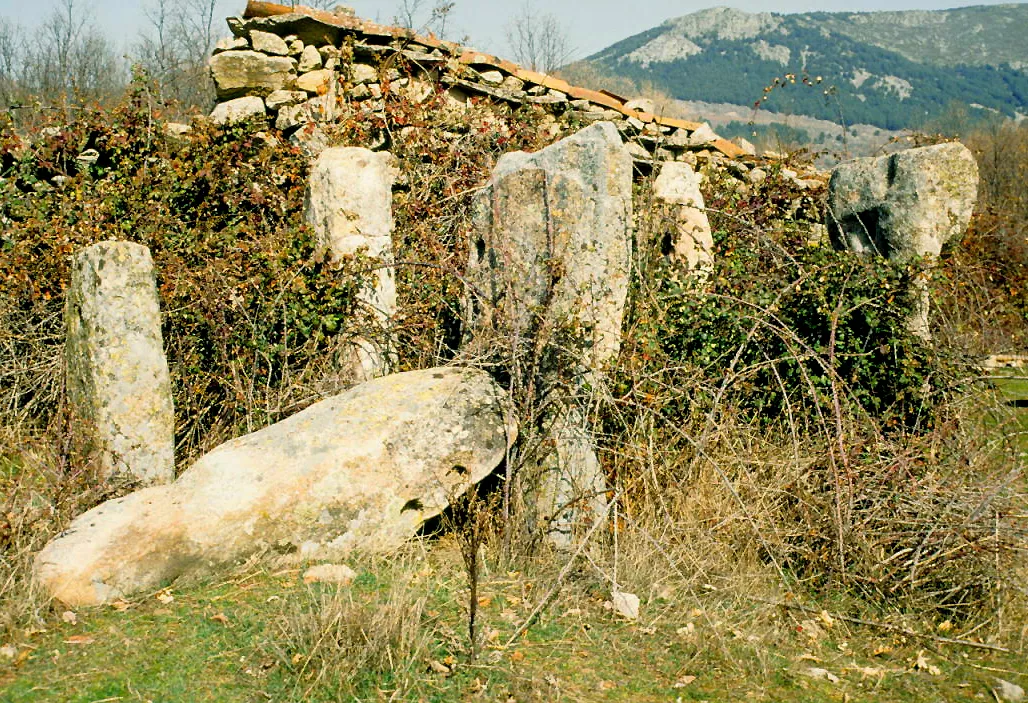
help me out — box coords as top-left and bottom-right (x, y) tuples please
(3, 543), (1025, 702)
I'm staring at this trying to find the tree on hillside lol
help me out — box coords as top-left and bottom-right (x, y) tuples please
(505, 1), (574, 73)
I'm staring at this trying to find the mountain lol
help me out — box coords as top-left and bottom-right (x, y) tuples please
(583, 5), (1028, 131)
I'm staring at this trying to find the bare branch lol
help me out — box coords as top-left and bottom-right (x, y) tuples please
(392, 0), (456, 38)
(505, 1), (574, 73)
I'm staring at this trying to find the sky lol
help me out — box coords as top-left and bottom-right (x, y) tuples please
(0, 0), (1023, 61)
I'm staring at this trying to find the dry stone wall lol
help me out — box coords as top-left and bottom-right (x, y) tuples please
(210, 1), (750, 166)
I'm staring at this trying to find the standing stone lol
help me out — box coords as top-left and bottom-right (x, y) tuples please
(34, 367), (515, 606)
(305, 147), (398, 380)
(827, 142), (979, 338)
(466, 121), (633, 545)
(653, 162), (714, 271)
(65, 241), (175, 485)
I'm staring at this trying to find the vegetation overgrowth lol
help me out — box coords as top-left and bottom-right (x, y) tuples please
(1, 65), (1027, 699)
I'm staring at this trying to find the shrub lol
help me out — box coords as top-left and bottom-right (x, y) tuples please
(1, 78), (364, 462)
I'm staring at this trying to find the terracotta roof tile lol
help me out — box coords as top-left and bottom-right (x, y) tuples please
(711, 138), (745, 158)
(599, 89), (629, 103)
(458, 51), (499, 66)
(654, 116), (704, 132)
(567, 86), (624, 110)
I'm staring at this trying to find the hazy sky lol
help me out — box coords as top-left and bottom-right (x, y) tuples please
(1, 0), (1023, 60)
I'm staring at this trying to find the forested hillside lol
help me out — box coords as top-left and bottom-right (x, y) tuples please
(586, 6), (1028, 131)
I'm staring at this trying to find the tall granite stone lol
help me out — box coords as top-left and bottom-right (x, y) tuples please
(465, 121), (633, 545)
(35, 367), (515, 606)
(305, 147), (398, 380)
(827, 142), (979, 339)
(652, 161), (714, 271)
(65, 241), (175, 485)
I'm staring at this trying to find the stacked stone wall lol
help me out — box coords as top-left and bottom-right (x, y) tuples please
(210, 0), (752, 167)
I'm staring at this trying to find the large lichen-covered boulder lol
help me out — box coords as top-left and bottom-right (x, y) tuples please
(827, 142), (979, 338)
(467, 121), (633, 374)
(465, 122), (633, 545)
(653, 161), (714, 271)
(304, 147), (398, 380)
(34, 367), (515, 606)
(65, 241), (175, 485)
(209, 50), (297, 100)
(827, 142), (979, 262)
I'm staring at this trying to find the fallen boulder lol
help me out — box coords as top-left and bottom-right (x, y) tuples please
(35, 367), (515, 606)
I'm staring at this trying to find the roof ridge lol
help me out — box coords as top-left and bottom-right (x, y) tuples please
(240, 0), (745, 158)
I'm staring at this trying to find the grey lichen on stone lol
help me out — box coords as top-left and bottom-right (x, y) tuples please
(467, 121), (634, 375)
(65, 241), (175, 486)
(304, 147), (398, 381)
(34, 367), (515, 606)
(827, 142), (979, 338)
(827, 142), (978, 262)
(465, 122), (634, 546)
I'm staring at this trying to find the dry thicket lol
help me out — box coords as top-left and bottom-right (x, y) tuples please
(0, 74), (1027, 664)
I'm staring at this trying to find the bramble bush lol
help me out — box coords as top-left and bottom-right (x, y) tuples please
(621, 164), (944, 430)
(0, 78), (363, 462)
(601, 163), (1013, 620)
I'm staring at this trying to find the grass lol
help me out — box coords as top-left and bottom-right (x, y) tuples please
(991, 371), (1028, 404)
(1, 537), (1025, 702)
(982, 369), (1028, 454)
(2, 360), (1025, 702)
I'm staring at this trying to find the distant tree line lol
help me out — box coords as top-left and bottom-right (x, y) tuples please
(0, 0), (223, 115)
